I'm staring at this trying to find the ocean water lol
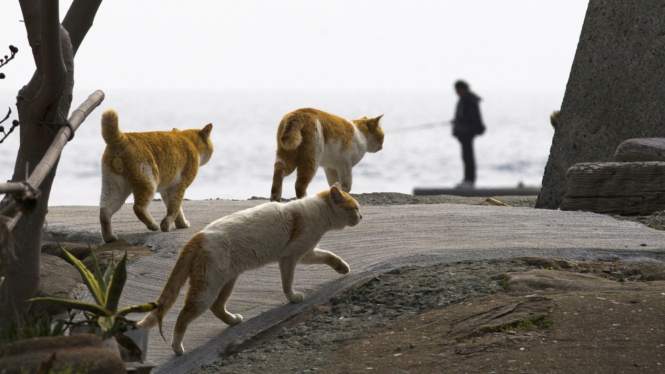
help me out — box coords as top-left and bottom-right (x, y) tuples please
(0, 88), (560, 206)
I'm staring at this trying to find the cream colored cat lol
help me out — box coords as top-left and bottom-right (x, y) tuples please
(99, 109), (214, 243)
(270, 108), (384, 202)
(138, 183), (361, 355)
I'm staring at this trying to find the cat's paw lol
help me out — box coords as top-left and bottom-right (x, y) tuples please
(172, 342), (184, 355)
(102, 233), (118, 243)
(333, 260), (350, 275)
(146, 222), (160, 231)
(227, 313), (243, 326)
(175, 219), (190, 229)
(160, 217), (172, 232)
(286, 292), (304, 303)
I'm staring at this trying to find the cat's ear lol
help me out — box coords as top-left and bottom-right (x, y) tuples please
(366, 115), (383, 132)
(172, 128), (180, 132)
(202, 123), (213, 137)
(330, 183), (343, 204)
(360, 116), (368, 120)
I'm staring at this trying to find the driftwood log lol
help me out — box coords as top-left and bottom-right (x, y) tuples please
(560, 161), (665, 215)
(613, 138), (665, 162)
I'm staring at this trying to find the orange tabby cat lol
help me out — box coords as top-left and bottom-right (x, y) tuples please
(99, 109), (214, 243)
(270, 108), (385, 202)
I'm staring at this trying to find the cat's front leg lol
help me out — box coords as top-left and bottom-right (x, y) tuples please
(279, 256), (304, 303)
(300, 247), (350, 274)
(337, 164), (353, 192)
(174, 207), (191, 229)
(324, 168), (340, 187)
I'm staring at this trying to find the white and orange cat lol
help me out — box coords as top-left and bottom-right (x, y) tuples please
(99, 109), (214, 243)
(138, 183), (361, 355)
(270, 108), (385, 202)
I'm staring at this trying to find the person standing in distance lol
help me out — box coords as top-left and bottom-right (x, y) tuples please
(451, 80), (485, 189)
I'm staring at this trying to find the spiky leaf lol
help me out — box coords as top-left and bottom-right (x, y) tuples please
(28, 297), (113, 316)
(103, 256), (116, 289)
(104, 252), (127, 313)
(89, 245), (107, 295)
(59, 247), (105, 306)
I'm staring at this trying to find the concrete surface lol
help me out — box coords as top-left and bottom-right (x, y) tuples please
(537, 1), (665, 209)
(45, 200), (665, 373)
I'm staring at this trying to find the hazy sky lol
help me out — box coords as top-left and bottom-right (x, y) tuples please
(0, 1), (588, 92)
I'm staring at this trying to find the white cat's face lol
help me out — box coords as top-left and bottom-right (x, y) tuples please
(323, 184), (362, 228)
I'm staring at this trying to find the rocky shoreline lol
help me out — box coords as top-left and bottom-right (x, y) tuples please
(195, 256), (665, 374)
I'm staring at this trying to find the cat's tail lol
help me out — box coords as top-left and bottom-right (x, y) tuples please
(137, 233), (204, 329)
(278, 113), (306, 150)
(101, 109), (127, 147)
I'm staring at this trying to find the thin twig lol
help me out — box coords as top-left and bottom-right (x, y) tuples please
(0, 45), (18, 70)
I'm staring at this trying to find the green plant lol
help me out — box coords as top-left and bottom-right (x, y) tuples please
(0, 312), (67, 347)
(29, 247), (163, 339)
(487, 314), (554, 333)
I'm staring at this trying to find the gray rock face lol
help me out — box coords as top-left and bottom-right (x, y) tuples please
(537, 1), (665, 208)
(29, 253), (83, 315)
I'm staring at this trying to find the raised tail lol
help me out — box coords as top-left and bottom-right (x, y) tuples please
(277, 113), (307, 150)
(138, 233), (205, 328)
(101, 109), (126, 147)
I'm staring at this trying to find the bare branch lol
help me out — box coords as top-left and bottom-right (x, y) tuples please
(62, 0), (104, 56)
(18, 0), (43, 76)
(0, 108), (10, 125)
(0, 45), (19, 70)
(0, 119), (20, 144)
(4, 90), (105, 230)
(30, 0), (67, 122)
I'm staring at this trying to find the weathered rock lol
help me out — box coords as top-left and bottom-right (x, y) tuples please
(560, 161), (665, 215)
(613, 138), (665, 162)
(82, 240), (154, 273)
(504, 269), (654, 294)
(0, 334), (125, 374)
(29, 253), (83, 316)
(42, 239), (154, 274)
(41, 241), (94, 260)
(537, 2), (665, 209)
(449, 297), (551, 339)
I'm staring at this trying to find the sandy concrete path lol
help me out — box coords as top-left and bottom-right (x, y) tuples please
(45, 200), (665, 373)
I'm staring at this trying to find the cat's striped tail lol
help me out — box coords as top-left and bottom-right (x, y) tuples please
(101, 109), (127, 147)
(278, 113), (306, 150)
(137, 233), (204, 329)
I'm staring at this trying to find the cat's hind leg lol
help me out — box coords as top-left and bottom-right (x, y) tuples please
(160, 184), (189, 232)
(299, 247), (350, 274)
(131, 173), (160, 231)
(209, 276), (243, 326)
(294, 156), (317, 199)
(99, 164), (132, 243)
(270, 151), (296, 202)
(336, 164), (353, 192)
(324, 167), (340, 187)
(279, 256), (304, 303)
(172, 274), (218, 355)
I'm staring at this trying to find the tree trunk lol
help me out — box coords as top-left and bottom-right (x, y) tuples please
(0, 0), (103, 324)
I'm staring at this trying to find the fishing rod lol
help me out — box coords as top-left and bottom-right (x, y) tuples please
(390, 120), (450, 133)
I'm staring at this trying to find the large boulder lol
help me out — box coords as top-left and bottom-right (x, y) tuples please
(537, 1), (665, 209)
(0, 334), (125, 374)
(29, 253), (83, 316)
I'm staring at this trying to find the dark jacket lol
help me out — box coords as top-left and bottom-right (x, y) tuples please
(453, 91), (485, 138)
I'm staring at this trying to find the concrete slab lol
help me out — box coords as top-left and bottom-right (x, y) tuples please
(45, 200), (665, 373)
